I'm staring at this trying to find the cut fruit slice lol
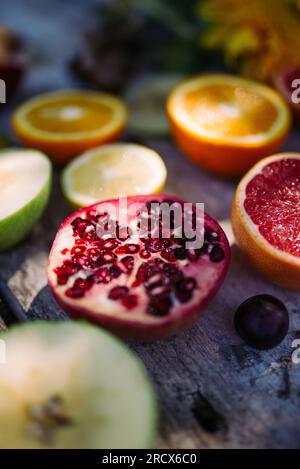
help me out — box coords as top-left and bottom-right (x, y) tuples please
(167, 74), (291, 177)
(12, 90), (127, 165)
(61, 143), (167, 207)
(125, 74), (185, 137)
(232, 153), (300, 290)
(0, 321), (157, 449)
(48, 194), (230, 341)
(0, 149), (51, 251)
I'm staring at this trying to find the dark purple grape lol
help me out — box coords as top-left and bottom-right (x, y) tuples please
(234, 294), (289, 350)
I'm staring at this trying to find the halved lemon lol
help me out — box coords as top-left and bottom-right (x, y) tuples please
(12, 90), (127, 165)
(167, 74), (291, 177)
(61, 143), (167, 207)
(232, 153), (300, 290)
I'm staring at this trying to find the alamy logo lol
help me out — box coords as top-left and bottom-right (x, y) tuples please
(291, 78), (300, 104)
(0, 339), (6, 364)
(0, 79), (6, 103)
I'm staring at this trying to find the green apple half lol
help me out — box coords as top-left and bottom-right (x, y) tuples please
(0, 321), (157, 448)
(0, 148), (52, 251)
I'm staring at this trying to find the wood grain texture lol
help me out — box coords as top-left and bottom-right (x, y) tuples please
(0, 0), (300, 449)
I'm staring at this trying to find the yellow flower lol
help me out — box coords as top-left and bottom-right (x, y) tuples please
(199, 0), (300, 82)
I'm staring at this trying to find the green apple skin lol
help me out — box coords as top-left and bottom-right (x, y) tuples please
(0, 167), (52, 252)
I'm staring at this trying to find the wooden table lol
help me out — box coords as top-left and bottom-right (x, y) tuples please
(1, 0), (300, 449)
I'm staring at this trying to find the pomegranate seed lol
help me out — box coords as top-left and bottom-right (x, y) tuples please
(57, 274), (68, 285)
(161, 248), (176, 262)
(61, 248), (69, 255)
(145, 239), (169, 253)
(109, 264), (122, 278)
(63, 260), (77, 275)
(121, 294), (138, 310)
(174, 247), (187, 260)
(147, 295), (172, 316)
(163, 264), (184, 283)
(121, 255), (134, 273)
(83, 226), (98, 241)
(100, 252), (117, 264)
(108, 286), (129, 300)
(205, 229), (220, 243)
(136, 263), (151, 283)
(175, 289), (192, 303)
(73, 276), (94, 291)
(115, 244), (140, 255)
(71, 245), (86, 255)
(65, 287), (84, 298)
(101, 239), (120, 250)
(54, 266), (65, 276)
(94, 267), (111, 284)
(179, 277), (197, 291)
(209, 245), (225, 263)
(140, 248), (151, 259)
(72, 255), (88, 269)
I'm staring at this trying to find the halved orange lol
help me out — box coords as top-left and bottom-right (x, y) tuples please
(167, 74), (291, 177)
(12, 90), (127, 165)
(232, 153), (300, 290)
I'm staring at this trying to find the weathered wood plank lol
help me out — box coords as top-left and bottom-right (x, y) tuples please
(0, 0), (300, 449)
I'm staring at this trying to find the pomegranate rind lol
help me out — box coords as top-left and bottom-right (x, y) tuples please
(48, 195), (230, 341)
(232, 153), (300, 290)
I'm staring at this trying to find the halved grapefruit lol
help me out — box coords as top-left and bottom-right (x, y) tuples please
(232, 153), (300, 290)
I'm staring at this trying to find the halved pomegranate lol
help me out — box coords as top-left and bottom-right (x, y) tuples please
(48, 195), (230, 341)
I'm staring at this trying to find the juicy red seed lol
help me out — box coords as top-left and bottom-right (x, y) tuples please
(54, 266), (65, 276)
(73, 276), (94, 291)
(71, 217), (87, 229)
(209, 245), (225, 263)
(63, 260), (77, 275)
(147, 295), (172, 316)
(175, 289), (192, 303)
(109, 264), (122, 278)
(94, 267), (111, 284)
(161, 248), (176, 262)
(115, 244), (140, 255)
(145, 273), (164, 290)
(178, 277), (197, 291)
(145, 238), (171, 253)
(121, 294), (138, 310)
(140, 249), (151, 259)
(136, 263), (151, 283)
(57, 274), (68, 285)
(61, 248), (69, 255)
(100, 252), (117, 264)
(205, 229), (220, 243)
(121, 255), (134, 273)
(163, 264), (183, 283)
(65, 287), (84, 299)
(108, 286), (129, 300)
(174, 247), (187, 260)
(71, 245), (86, 255)
(72, 255), (88, 268)
(83, 226), (98, 241)
(101, 239), (120, 250)
(75, 238), (84, 245)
